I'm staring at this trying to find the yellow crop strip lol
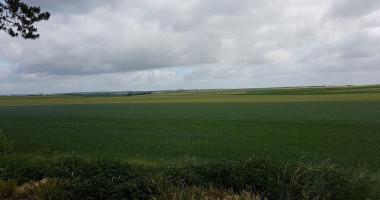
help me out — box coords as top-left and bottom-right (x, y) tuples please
(1, 93), (380, 107)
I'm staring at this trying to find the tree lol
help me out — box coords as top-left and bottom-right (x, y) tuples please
(0, 0), (50, 39)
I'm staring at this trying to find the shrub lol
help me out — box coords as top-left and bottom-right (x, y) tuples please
(0, 155), (378, 199)
(165, 158), (378, 200)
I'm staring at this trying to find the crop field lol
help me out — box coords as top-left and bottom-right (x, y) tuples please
(1, 85), (380, 199)
(1, 85), (380, 171)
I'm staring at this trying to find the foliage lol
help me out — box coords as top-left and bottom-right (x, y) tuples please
(152, 185), (264, 200)
(0, 0), (50, 39)
(0, 130), (13, 157)
(0, 179), (17, 199)
(0, 156), (155, 199)
(27, 178), (71, 200)
(0, 156), (378, 200)
(0, 178), (71, 200)
(165, 158), (378, 200)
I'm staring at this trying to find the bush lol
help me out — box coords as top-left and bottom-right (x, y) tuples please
(164, 158), (378, 200)
(0, 155), (378, 200)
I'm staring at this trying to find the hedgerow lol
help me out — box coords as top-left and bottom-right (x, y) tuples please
(1, 155), (378, 200)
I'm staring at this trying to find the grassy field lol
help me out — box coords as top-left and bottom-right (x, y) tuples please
(1, 85), (380, 171)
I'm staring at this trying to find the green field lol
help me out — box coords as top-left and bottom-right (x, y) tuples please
(1, 85), (380, 171)
(1, 85), (380, 199)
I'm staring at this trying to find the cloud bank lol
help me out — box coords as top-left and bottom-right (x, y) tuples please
(0, 0), (379, 94)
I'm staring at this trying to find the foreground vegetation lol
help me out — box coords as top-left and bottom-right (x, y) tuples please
(0, 153), (378, 199)
(1, 85), (380, 199)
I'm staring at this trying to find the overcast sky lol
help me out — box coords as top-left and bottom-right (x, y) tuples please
(1, 0), (380, 94)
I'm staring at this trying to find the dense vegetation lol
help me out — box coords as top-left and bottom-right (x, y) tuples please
(1, 85), (379, 199)
(1, 153), (378, 199)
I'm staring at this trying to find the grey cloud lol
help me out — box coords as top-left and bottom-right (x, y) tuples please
(1, 0), (380, 94)
(326, 0), (380, 19)
(23, 0), (121, 14)
(0, 6), (221, 75)
(300, 29), (380, 73)
(305, 31), (379, 59)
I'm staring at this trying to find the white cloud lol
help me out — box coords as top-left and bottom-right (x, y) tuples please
(0, 0), (380, 94)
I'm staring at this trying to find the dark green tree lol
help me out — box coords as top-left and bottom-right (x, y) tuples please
(0, 0), (50, 39)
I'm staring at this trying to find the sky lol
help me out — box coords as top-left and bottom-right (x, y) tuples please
(0, 0), (380, 94)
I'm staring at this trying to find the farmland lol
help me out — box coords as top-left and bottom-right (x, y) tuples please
(1, 85), (380, 169)
(1, 85), (380, 199)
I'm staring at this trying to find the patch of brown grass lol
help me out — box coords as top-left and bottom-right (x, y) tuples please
(0, 178), (70, 200)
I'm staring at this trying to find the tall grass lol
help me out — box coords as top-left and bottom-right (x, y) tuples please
(1, 155), (378, 199)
